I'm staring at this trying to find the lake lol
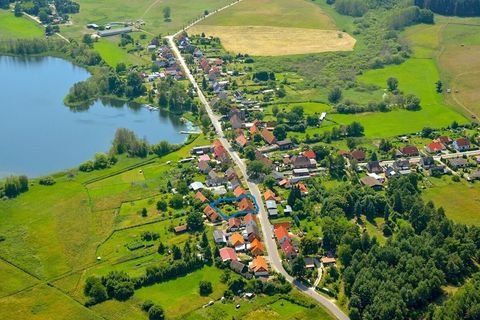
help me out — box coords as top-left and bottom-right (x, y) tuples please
(0, 56), (191, 178)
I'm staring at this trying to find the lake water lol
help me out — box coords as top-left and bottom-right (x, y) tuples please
(0, 56), (190, 178)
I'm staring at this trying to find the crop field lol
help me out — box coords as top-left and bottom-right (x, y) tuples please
(189, 0), (355, 56)
(422, 176), (480, 225)
(60, 0), (232, 39)
(404, 17), (480, 118)
(0, 11), (43, 39)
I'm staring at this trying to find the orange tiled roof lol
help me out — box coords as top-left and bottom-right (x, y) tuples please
(251, 256), (268, 272)
(231, 232), (244, 246)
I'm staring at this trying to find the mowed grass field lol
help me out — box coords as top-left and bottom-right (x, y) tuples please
(0, 10), (44, 39)
(422, 176), (480, 225)
(404, 17), (480, 118)
(61, 0), (233, 39)
(189, 0), (355, 56)
(94, 39), (147, 67)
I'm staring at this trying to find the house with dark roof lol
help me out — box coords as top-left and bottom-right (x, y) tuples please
(266, 200), (278, 217)
(261, 128), (277, 145)
(429, 165), (446, 176)
(230, 260), (247, 274)
(277, 139), (293, 150)
(393, 159), (410, 171)
(448, 157), (468, 169)
(420, 156), (435, 169)
(225, 168), (237, 181)
(292, 155), (315, 169)
(399, 145), (419, 157)
(366, 161), (383, 173)
(213, 229), (227, 244)
(198, 160), (212, 174)
(230, 114), (243, 129)
(206, 170), (227, 187)
(453, 138), (470, 151)
(246, 223), (261, 242)
(360, 176), (383, 190)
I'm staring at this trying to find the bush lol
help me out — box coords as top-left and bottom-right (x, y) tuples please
(39, 176), (56, 185)
(148, 305), (165, 320)
(142, 300), (155, 312)
(199, 281), (213, 296)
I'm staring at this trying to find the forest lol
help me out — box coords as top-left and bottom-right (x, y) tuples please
(415, 0), (480, 16)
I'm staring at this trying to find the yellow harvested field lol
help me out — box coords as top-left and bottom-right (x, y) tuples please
(188, 25), (356, 56)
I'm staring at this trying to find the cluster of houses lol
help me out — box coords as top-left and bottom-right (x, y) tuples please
(425, 136), (472, 154)
(147, 44), (184, 81)
(214, 213), (269, 278)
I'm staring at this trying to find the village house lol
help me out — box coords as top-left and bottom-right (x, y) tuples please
(297, 183), (309, 196)
(246, 223), (261, 242)
(293, 168), (310, 178)
(277, 139), (293, 150)
(274, 225), (290, 244)
(420, 156), (435, 169)
(225, 168), (237, 181)
(189, 181), (205, 192)
(263, 189), (277, 201)
(399, 145), (419, 157)
(249, 256), (269, 276)
(281, 239), (297, 260)
(250, 238), (264, 256)
(244, 213), (257, 227)
(219, 247), (237, 262)
(195, 191), (208, 203)
(206, 170), (227, 187)
(213, 229), (227, 244)
(393, 159), (410, 171)
(234, 186), (247, 198)
(213, 144), (230, 164)
(360, 176), (383, 190)
(279, 179), (291, 189)
(350, 150), (366, 161)
(452, 137), (470, 151)
(266, 200), (278, 217)
(230, 232), (246, 251)
(304, 257), (315, 269)
(198, 160), (211, 174)
(284, 205), (293, 215)
(437, 136), (451, 145)
(429, 165), (446, 176)
(425, 141), (445, 154)
(174, 225), (187, 234)
(204, 205), (222, 223)
(321, 256), (336, 267)
(198, 154), (211, 162)
(230, 113), (243, 129)
(230, 260), (248, 275)
(235, 134), (248, 148)
(467, 170), (480, 181)
(292, 155), (316, 169)
(191, 145), (212, 155)
(366, 161), (383, 174)
(228, 217), (242, 231)
(261, 128), (277, 145)
(239, 197), (255, 212)
(448, 157), (468, 169)
(303, 150), (316, 160)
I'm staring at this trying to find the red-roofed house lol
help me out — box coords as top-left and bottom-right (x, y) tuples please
(244, 213), (257, 227)
(350, 150), (366, 161)
(250, 121), (259, 135)
(219, 247), (238, 262)
(261, 128), (277, 145)
(236, 134), (248, 148)
(437, 136), (451, 145)
(213, 145), (230, 163)
(426, 141), (445, 153)
(297, 183), (309, 196)
(228, 217), (241, 231)
(195, 191), (208, 203)
(453, 137), (470, 151)
(274, 226), (290, 244)
(249, 256), (269, 276)
(281, 239), (297, 259)
(250, 238), (264, 256)
(303, 150), (316, 160)
(174, 225), (187, 234)
(233, 186), (247, 198)
(204, 205), (221, 223)
(263, 189), (277, 201)
(239, 197), (254, 212)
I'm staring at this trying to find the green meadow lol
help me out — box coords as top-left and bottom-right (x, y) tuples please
(94, 39), (146, 67)
(0, 11), (43, 39)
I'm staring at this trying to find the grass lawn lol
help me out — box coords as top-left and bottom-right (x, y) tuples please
(94, 39), (146, 67)
(0, 11), (43, 39)
(197, 0), (336, 29)
(61, 0), (232, 39)
(0, 284), (102, 320)
(134, 265), (227, 318)
(422, 176), (480, 225)
(0, 260), (39, 297)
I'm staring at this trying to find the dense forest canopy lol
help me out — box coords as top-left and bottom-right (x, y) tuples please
(415, 0), (480, 16)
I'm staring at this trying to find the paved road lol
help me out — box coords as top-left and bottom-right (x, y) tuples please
(167, 34), (350, 320)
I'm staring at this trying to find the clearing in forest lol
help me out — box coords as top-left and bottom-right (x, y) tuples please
(189, 0), (356, 56)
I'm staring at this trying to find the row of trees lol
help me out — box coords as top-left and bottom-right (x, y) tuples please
(1, 175), (29, 198)
(415, 0), (480, 16)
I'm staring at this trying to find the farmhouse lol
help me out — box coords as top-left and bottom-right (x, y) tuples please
(219, 247), (238, 262)
(292, 155), (316, 169)
(452, 138), (470, 151)
(249, 256), (269, 276)
(277, 139), (293, 150)
(366, 161), (383, 174)
(448, 157), (468, 169)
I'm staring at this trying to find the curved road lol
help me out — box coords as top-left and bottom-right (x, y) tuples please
(167, 33), (349, 320)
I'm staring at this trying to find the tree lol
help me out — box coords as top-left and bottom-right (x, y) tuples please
(300, 237), (319, 255)
(157, 242), (165, 254)
(435, 80), (443, 93)
(141, 208), (148, 217)
(405, 94), (421, 111)
(387, 77), (399, 92)
(0, 0), (9, 9)
(187, 211), (204, 231)
(82, 34), (93, 46)
(273, 124), (287, 140)
(346, 122), (364, 137)
(171, 244), (182, 260)
(116, 63), (127, 73)
(148, 305), (165, 320)
(163, 6), (171, 21)
(169, 194), (184, 209)
(291, 256), (305, 278)
(287, 186), (302, 207)
(199, 281), (213, 296)
(244, 146), (256, 161)
(156, 200), (167, 211)
(14, 3), (22, 17)
(247, 160), (269, 179)
(328, 87), (342, 104)
(264, 175), (277, 190)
